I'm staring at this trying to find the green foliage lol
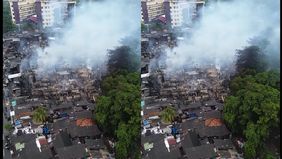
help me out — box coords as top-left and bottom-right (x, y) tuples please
(3, 1), (16, 33)
(96, 72), (140, 159)
(254, 71), (280, 90)
(224, 71), (280, 158)
(115, 122), (140, 159)
(150, 22), (166, 31)
(229, 71), (280, 95)
(235, 46), (267, 76)
(141, 23), (146, 32)
(21, 21), (37, 31)
(160, 106), (176, 123)
(32, 106), (47, 124)
(108, 46), (139, 74)
(4, 123), (13, 132)
(263, 151), (277, 159)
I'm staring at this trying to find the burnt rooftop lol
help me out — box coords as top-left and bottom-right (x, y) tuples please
(67, 121), (101, 138)
(184, 144), (217, 159)
(142, 134), (182, 159)
(213, 139), (233, 150)
(53, 130), (73, 149)
(21, 141), (53, 159)
(56, 144), (88, 159)
(197, 125), (230, 138)
(3, 30), (111, 159)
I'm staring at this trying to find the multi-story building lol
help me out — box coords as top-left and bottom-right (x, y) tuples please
(8, 0), (76, 28)
(141, 0), (165, 23)
(141, 0), (205, 27)
(40, 0), (76, 27)
(164, 0), (205, 28)
(9, 0), (36, 24)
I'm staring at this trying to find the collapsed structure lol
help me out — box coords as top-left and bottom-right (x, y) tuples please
(3, 30), (113, 159)
(141, 28), (242, 159)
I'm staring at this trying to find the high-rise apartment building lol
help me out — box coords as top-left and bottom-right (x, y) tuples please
(164, 0), (205, 28)
(40, 0), (76, 27)
(141, 0), (165, 23)
(9, 0), (36, 24)
(141, 0), (205, 27)
(8, 0), (76, 28)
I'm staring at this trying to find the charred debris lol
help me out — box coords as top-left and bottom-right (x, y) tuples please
(3, 30), (113, 159)
(141, 30), (242, 159)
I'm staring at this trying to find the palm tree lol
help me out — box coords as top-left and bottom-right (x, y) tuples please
(4, 123), (13, 132)
(160, 106), (176, 124)
(32, 106), (47, 124)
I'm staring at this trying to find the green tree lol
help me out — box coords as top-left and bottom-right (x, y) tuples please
(141, 22), (146, 32)
(3, 1), (16, 33)
(150, 22), (165, 31)
(107, 46), (139, 74)
(32, 106), (48, 124)
(4, 123), (13, 132)
(160, 106), (176, 124)
(21, 21), (38, 31)
(235, 46), (266, 76)
(96, 72), (140, 159)
(115, 122), (140, 159)
(224, 75), (280, 158)
(225, 35), (280, 158)
(263, 151), (277, 159)
(254, 71), (280, 90)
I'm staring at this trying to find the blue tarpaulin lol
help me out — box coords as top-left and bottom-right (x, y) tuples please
(11, 100), (16, 107)
(143, 120), (149, 126)
(141, 101), (145, 108)
(15, 120), (21, 126)
(42, 124), (49, 135)
(171, 126), (178, 135)
(186, 112), (197, 118)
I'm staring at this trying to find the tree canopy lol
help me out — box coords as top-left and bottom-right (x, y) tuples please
(3, 1), (16, 33)
(95, 72), (140, 159)
(4, 123), (13, 132)
(224, 43), (280, 158)
(235, 45), (267, 76)
(224, 72), (280, 158)
(107, 46), (139, 74)
(32, 106), (48, 124)
(95, 37), (141, 158)
(141, 23), (146, 32)
(160, 106), (176, 124)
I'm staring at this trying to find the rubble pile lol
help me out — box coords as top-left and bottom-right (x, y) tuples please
(3, 31), (112, 159)
(159, 66), (228, 103)
(30, 67), (100, 103)
(141, 31), (241, 159)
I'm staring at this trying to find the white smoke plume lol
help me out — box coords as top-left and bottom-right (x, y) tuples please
(33, 0), (140, 75)
(165, 0), (280, 74)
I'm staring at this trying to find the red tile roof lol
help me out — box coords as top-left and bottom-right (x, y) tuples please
(76, 118), (94, 127)
(205, 118), (223, 127)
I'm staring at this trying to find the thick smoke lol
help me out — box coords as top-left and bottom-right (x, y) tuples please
(33, 0), (140, 75)
(165, 0), (280, 74)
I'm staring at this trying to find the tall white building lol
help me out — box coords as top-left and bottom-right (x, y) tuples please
(8, 0), (36, 24)
(141, 0), (165, 23)
(165, 0), (205, 28)
(41, 0), (76, 28)
(8, 0), (76, 28)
